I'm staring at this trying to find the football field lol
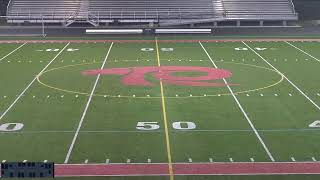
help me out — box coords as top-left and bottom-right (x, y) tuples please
(0, 37), (320, 179)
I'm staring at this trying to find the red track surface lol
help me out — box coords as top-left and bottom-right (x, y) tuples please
(55, 162), (320, 177)
(0, 39), (320, 44)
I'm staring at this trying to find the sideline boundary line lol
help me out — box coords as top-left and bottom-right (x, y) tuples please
(0, 42), (70, 121)
(57, 162), (320, 165)
(0, 39), (320, 44)
(2, 128), (320, 134)
(0, 42), (27, 62)
(199, 42), (275, 162)
(155, 38), (174, 180)
(285, 41), (320, 62)
(242, 41), (320, 111)
(64, 42), (114, 164)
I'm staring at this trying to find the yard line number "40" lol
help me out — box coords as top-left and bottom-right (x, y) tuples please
(0, 123), (24, 132)
(136, 121), (196, 130)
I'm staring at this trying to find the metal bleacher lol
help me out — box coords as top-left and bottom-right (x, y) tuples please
(6, 0), (82, 23)
(222, 0), (298, 21)
(6, 0), (298, 26)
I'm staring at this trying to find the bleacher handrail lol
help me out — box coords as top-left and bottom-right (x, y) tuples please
(289, 0), (297, 14)
(6, 0), (13, 16)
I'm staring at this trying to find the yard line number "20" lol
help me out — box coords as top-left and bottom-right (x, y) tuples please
(136, 121), (196, 130)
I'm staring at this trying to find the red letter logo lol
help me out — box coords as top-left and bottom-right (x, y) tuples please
(83, 66), (237, 87)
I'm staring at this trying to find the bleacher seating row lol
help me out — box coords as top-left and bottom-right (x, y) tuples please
(6, 0), (298, 25)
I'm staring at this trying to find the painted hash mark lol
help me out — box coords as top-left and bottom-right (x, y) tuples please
(55, 162), (320, 177)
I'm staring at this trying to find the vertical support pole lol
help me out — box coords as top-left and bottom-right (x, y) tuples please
(282, 21), (287, 26)
(259, 20), (264, 26)
(42, 14), (45, 37)
(236, 20), (240, 27)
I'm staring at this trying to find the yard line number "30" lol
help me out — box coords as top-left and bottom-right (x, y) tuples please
(136, 121), (196, 130)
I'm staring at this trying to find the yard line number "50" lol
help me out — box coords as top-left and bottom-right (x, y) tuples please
(136, 121), (196, 130)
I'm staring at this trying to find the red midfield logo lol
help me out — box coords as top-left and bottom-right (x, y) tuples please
(82, 66), (237, 87)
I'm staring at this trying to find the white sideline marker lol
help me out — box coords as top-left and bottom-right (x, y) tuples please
(285, 41), (320, 63)
(243, 42), (320, 112)
(209, 158), (213, 163)
(188, 158), (193, 163)
(312, 157), (317, 162)
(0, 43), (70, 122)
(105, 159), (110, 164)
(200, 42), (275, 162)
(250, 158), (255, 162)
(64, 42), (114, 164)
(0, 42), (27, 62)
(291, 157), (296, 162)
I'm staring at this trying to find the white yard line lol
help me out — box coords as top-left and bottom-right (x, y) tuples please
(0, 42), (27, 62)
(242, 41), (320, 111)
(64, 42), (114, 164)
(199, 42), (275, 162)
(285, 41), (320, 62)
(0, 42), (70, 121)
